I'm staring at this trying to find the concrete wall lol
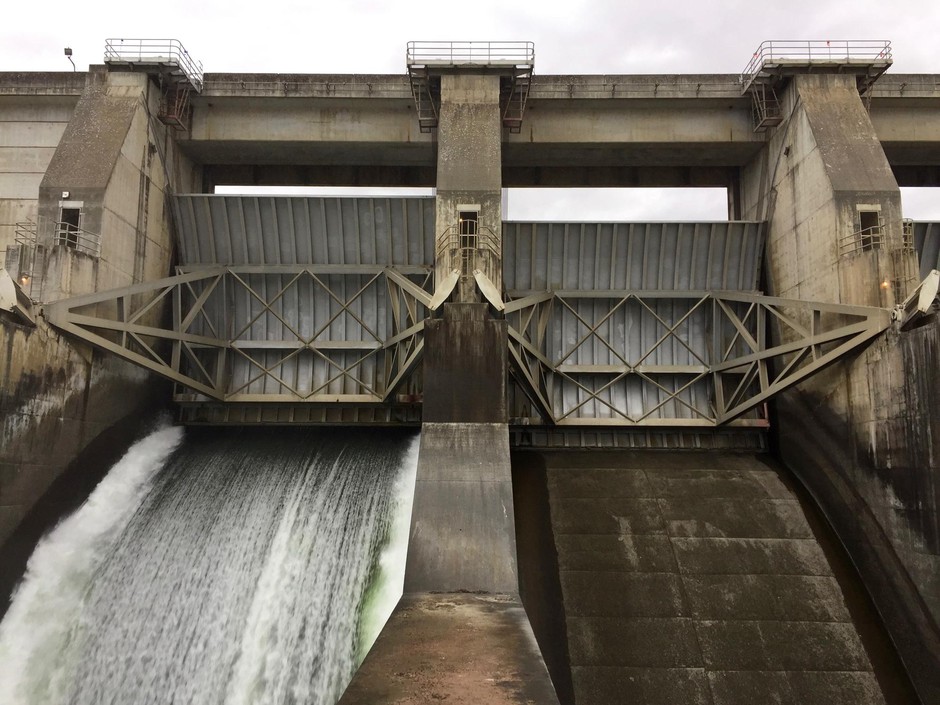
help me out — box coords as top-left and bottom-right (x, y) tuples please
(0, 320), (163, 544)
(0, 79), (81, 259)
(743, 73), (940, 701)
(38, 67), (200, 300)
(0, 67), (200, 548)
(774, 324), (940, 703)
(519, 450), (890, 705)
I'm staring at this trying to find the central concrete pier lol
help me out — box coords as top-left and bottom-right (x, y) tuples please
(341, 68), (559, 704)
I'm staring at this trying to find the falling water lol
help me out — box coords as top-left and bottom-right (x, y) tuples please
(0, 419), (420, 705)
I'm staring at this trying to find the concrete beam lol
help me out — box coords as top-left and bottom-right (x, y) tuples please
(0, 72), (86, 97)
(203, 163), (436, 188)
(164, 72), (940, 188)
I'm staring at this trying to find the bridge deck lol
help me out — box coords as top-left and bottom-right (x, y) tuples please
(160, 72), (940, 187)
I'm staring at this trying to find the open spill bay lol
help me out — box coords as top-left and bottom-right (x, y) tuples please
(0, 421), (419, 705)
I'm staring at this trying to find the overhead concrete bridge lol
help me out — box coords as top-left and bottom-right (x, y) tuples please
(1, 38), (940, 705)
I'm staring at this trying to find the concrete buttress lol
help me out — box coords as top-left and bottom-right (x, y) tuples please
(742, 73), (940, 701)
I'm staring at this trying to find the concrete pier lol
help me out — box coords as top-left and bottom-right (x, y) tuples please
(740, 71), (940, 701)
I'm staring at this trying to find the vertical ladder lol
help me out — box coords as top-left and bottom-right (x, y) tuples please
(408, 67), (439, 132)
(502, 70), (531, 133)
(158, 84), (192, 131)
(750, 83), (783, 131)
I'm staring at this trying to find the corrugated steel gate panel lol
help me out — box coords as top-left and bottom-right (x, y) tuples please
(173, 195), (436, 266)
(169, 197), (770, 426)
(502, 221), (765, 292)
(502, 221), (767, 424)
(171, 196), (435, 407)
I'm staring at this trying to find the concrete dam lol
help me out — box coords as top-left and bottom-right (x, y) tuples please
(1, 39), (940, 704)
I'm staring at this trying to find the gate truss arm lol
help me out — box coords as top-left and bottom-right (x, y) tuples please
(505, 290), (893, 427)
(42, 266), (432, 404)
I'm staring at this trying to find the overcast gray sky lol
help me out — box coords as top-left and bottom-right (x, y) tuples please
(3, 0), (938, 219)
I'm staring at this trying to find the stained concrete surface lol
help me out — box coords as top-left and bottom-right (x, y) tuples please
(532, 451), (887, 705)
(0, 407), (169, 614)
(338, 593), (560, 705)
(405, 422), (517, 594)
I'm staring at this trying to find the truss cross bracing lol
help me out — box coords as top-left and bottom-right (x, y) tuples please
(42, 266), (431, 406)
(505, 290), (892, 427)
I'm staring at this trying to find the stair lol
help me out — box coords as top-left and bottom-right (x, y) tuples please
(408, 67), (439, 132)
(502, 71), (531, 133)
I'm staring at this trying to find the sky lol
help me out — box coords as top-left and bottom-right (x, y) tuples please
(2, 0), (938, 219)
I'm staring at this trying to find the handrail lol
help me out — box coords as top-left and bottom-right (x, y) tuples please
(14, 219), (39, 246)
(436, 224), (501, 259)
(104, 38), (204, 92)
(741, 40), (892, 81)
(407, 41), (534, 67)
(839, 225), (884, 256)
(54, 221), (101, 258)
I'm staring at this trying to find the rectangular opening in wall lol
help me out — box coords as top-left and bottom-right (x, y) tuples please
(503, 188), (729, 221)
(57, 207), (81, 248)
(458, 210), (479, 275)
(857, 209), (882, 252)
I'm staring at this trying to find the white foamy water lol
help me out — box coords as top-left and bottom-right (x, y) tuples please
(0, 424), (420, 705)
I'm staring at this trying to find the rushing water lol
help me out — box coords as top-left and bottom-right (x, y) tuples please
(0, 420), (419, 705)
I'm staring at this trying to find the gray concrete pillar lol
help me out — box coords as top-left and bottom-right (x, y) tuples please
(406, 72), (518, 595)
(37, 68), (200, 302)
(741, 73), (940, 702)
(434, 73), (503, 301)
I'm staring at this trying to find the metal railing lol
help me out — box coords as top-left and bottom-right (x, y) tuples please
(12, 219), (45, 300)
(407, 41), (534, 67)
(742, 40), (892, 81)
(840, 225), (885, 257)
(104, 38), (204, 91)
(55, 221), (101, 258)
(436, 224), (500, 260)
(902, 219), (916, 251)
(14, 219), (39, 248)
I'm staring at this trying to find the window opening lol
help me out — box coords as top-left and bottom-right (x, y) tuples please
(858, 210), (882, 251)
(58, 207), (81, 249)
(458, 210), (479, 275)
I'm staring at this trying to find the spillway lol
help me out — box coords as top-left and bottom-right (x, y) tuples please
(0, 420), (419, 705)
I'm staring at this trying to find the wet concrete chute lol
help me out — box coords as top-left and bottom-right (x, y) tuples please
(2, 38), (940, 704)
